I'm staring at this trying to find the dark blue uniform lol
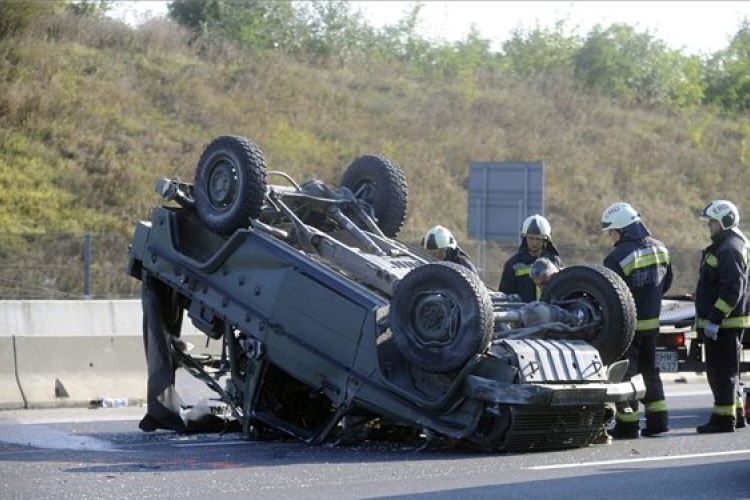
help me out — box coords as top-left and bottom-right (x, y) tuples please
(499, 240), (562, 302)
(604, 221), (672, 436)
(696, 227), (750, 428)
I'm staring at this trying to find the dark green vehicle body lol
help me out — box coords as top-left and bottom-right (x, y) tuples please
(127, 135), (645, 452)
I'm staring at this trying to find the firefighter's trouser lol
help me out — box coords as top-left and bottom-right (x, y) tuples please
(615, 334), (667, 425)
(705, 327), (744, 417)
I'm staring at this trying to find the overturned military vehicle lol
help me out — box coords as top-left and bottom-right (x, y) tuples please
(127, 135), (645, 452)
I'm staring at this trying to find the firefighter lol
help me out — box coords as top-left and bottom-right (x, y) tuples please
(499, 214), (563, 302)
(421, 225), (477, 273)
(601, 202), (673, 439)
(695, 200), (750, 433)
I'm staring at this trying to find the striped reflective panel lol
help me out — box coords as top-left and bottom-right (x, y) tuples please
(619, 245), (670, 277)
(713, 404), (735, 416)
(715, 298), (733, 314)
(705, 245), (750, 267)
(535, 285), (542, 300)
(636, 317), (660, 331)
(696, 316), (750, 328)
(722, 316), (750, 328)
(645, 400), (668, 413)
(616, 410), (641, 423)
(514, 263), (531, 277)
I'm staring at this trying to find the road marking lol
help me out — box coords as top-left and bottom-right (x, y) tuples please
(667, 390), (712, 397)
(528, 449), (750, 470)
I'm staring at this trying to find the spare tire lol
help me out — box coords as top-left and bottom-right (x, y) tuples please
(340, 155), (408, 238)
(389, 262), (494, 373)
(541, 264), (636, 365)
(194, 135), (267, 235)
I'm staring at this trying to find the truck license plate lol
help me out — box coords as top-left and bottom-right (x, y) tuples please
(656, 350), (679, 372)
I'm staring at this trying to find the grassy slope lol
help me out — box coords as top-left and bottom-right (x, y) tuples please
(2, 15), (750, 294)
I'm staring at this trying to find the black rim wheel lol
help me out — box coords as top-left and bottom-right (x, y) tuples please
(206, 159), (238, 210)
(194, 135), (267, 235)
(541, 264), (636, 365)
(390, 262), (493, 373)
(340, 155), (408, 238)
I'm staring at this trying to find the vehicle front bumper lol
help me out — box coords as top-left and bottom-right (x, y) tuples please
(463, 374), (646, 406)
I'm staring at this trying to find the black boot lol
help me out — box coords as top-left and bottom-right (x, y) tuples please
(697, 414), (735, 434)
(736, 408), (747, 429)
(642, 412), (669, 437)
(608, 422), (639, 440)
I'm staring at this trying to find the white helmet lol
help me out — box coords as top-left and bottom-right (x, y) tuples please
(521, 215), (551, 239)
(422, 225), (457, 250)
(601, 202), (641, 231)
(700, 199), (739, 230)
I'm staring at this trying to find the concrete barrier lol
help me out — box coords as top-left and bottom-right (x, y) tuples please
(14, 335), (148, 409)
(0, 300), (217, 409)
(0, 337), (24, 410)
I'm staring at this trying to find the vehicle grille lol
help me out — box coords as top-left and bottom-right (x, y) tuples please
(501, 405), (605, 451)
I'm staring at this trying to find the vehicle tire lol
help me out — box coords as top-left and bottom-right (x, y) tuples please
(540, 264), (636, 365)
(194, 135), (267, 235)
(340, 155), (408, 238)
(390, 262), (493, 373)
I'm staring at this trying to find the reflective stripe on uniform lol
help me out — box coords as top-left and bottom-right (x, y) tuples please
(722, 316), (750, 328)
(645, 400), (668, 413)
(737, 396), (745, 410)
(696, 316), (750, 329)
(715, 298), (734, 315)
(636, 318), (660, 331)
(535, 285), (542, 300)
(616, 410), (641, 423)
(514, 265), (531, 277)
(713, 404), (735, 416)
(619, 245), (670, 277)
(704, 254), (718, 268)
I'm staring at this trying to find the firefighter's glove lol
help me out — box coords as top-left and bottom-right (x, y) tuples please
(704, 322), (719, 341)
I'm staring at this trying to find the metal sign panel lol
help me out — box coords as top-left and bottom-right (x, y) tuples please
(467, 161), (545, 241)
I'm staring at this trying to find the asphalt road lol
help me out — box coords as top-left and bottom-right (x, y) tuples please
(1, 375), (749, 500)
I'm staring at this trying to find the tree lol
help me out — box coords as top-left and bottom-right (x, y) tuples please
(500, 20), (580, 79)
(0, 0), (65, 39)
(428, 26), (492, 86)
(574, 23), (701, 108)
(168, 0), (222, 31)
(66, 0), (114, 17)
(168, 0), (299, 52)
(703, 19), (750, 113)
(293, 0), (365, 63)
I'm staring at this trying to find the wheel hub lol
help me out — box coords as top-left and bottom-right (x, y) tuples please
(207, 160), (238, 209)
(411, 293), (456, 345)
(564, 299), (601, 340)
